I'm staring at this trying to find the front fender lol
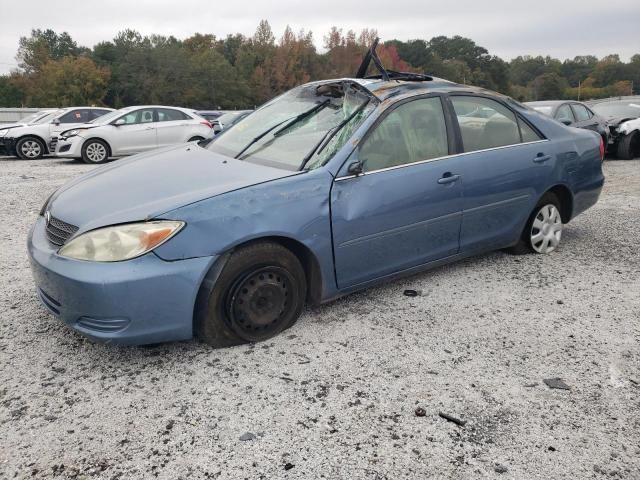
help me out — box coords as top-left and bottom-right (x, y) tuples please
(153, 168), (339, 300)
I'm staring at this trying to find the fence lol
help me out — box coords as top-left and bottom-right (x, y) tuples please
(0, 108), (44, 124)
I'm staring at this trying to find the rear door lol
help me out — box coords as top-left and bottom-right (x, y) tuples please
(155, 108), (193, 147)
(114, 108), (158, 155)
(447, 94), (549, 252)
(331, 95), (464, 288)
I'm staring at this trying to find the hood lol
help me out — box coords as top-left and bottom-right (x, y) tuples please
(0, 122), (24, 131)
(47, 144), (298, 232)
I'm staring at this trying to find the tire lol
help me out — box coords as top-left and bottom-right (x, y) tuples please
(616, 131), (640, 160)
(82, 139), (110, 164)
(188, 136), (205, 142)
(196, 242), (307, 347)
(508, 192), (563, 255)
(16, 136), (45, 160)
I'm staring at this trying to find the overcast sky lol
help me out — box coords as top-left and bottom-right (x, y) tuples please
(1, 0), (639, 74)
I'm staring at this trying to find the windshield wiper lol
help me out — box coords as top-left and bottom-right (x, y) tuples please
(235, 99), (331, 160)
(272, 99), (331, 137)
(299, 98), (371, 170)
(234, 117), (292, 159)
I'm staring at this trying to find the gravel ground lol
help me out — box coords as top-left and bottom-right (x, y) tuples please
(1, 156), (639, 480)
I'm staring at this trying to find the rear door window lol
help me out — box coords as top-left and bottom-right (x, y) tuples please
(450, 96), (521, 151)
(571, 104), (592, 122)
(156, 108), (190, 122)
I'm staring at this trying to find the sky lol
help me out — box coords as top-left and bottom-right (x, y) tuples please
(1, 0), (639, 74)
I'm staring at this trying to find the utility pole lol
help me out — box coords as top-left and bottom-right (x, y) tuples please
(578, 80), (581, 101)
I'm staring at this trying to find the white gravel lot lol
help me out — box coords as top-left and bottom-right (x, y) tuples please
(0, 156), (639, 480)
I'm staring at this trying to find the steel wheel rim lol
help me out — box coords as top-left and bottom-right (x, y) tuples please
(531, 204), (562, 254)
(226, 266), (295, 341)
(21, 140), (41, 158)
(86, 143), (106, 162)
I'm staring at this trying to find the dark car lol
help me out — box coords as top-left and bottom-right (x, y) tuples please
(526, 101), (609, 148)
(212, 110), (252, 134)
(196, 110), (225, 122)
(28, 41), (604, 346)
(590, 98), (640, 160)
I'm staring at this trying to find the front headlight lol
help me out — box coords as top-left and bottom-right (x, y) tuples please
(62, 128), (86, 138)
(59, 221), (185, 262)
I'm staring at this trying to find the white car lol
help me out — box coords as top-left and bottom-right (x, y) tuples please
(55, 106), (215, 163)
(0, 107), (114, 159)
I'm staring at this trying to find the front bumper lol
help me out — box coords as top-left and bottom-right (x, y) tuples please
(28, 215), (217, 345)
(54, 136), (83, 158)
(0, 137), (16, 155)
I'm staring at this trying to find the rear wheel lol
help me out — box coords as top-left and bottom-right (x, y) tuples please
(508, 192), (563, 255)
(196, 242), (307, 347)
(82, 139), (109, 164)
(16, 137), (45, 159)
(616, 131), (640, 160)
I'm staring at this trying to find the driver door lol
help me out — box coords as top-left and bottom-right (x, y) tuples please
(114, 108), (158, 155)
(330, 96), (463, 289)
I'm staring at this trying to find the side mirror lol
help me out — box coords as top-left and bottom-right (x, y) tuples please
(52, 119), (60, 125)
(347, 160), (365, 176)
(560, 119), (572, 126)
(113, 118), (125, 126)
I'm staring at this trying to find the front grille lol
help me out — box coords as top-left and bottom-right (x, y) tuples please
(46, 216), (78, 246)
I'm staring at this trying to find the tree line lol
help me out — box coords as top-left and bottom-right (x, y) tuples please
(0, 20), (638, 109)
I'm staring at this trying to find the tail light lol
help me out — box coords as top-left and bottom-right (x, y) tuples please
(599, 136), (605, 161)
(201, 120), (213, 129)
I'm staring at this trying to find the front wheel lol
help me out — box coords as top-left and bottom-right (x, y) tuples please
(508, 192), (563, 255)
(82, 139), (109, 164)
(16, 137), (45, 159)
(616, 131), (639, 160)
(196, 242), (307, 347)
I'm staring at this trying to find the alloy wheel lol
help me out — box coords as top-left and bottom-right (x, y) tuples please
(530, 204), (562, 253)
(85, 142), (107, 163)
(20, 140), (42, 159)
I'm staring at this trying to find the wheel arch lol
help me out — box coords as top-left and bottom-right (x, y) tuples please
(16, 134), (49, 154)
(195, 235), (324, 314)
(543, 184), (573, 223)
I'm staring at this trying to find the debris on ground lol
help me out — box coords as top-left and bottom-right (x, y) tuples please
(543, 378), (571, 390)
(438, 412), (466, 426)
(403, 289), (421, 297)
(239, 432), (256, 441)
(494, 464), (508, 473)
(414, 407), (426, 417)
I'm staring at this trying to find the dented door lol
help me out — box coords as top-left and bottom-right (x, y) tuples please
(330, 159), (463, 289)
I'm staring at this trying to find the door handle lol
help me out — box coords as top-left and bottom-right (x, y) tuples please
(533, 154), (552, 163)
(437, 173), (460, 184)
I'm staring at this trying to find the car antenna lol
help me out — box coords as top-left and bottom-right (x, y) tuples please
(355, 38), (390, 82)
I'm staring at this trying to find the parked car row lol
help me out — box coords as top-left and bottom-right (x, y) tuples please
(526, 98), (640, 160)
(0, 107), (114, 159)
(0, 105), (255, 163)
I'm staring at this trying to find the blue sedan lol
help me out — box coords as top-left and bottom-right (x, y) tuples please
(28, 72), (604, 346)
